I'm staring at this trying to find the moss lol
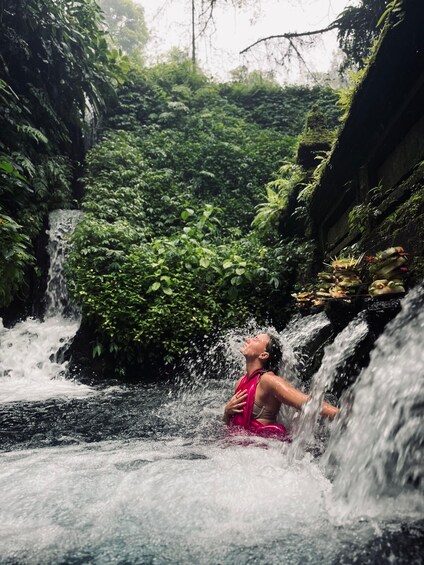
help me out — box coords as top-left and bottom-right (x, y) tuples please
(367, 185), (424, 283)
(337, 12), (396, 125)
(377, 186), (424, 234)
(300, 104), (336, 146)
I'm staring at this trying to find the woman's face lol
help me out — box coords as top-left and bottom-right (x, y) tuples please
(240, 333), (270, 358)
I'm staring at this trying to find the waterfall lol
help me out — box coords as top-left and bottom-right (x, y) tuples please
(324, 284), (424, 517)
(45, 210), (82, 318)
(0, 210), (92, 403)
(291, 314), (369, 454)
(212, 312), (332, 384)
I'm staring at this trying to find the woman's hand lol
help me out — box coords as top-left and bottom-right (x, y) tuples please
(223, 390), (248, 423)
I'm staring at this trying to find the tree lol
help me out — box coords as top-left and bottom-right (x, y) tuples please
(0, 0), (120, 307)
(240, 0), (393, 71)
(67, 57), (317, 367)
(336, 0), (388, 69)
(200, 0), (394, 73)
(98, 0), (149, 57)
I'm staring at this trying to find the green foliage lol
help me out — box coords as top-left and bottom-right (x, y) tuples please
(98, 0), (149, 57)
(348, 203), (374, 235)
(220, 81), (341, 136)
(0, 0), (122, 307)
(335, 0), (389, 70)
(300, 104), (336, 146)
(348, 183), (385, 235)
(67, 55), (321, 366)
(377, 0), (405, 27)
(252, 164), (304, 236)
(337, 66), (368, 120)
(103, 61), (297, 231)
(336, 1), (405, 123)
(68, 204), (303, 362)
(297, 152), (331, 205)
(0, 214), (34, 307)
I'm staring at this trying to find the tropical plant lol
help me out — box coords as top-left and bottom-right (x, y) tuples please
(0, 213), (34, 307)
(252, 164), (304, 236)
(335, 0), (389, 70)
(102, 59), (298, 231)
(67, 56), (323, 367)
(220, 81), (341, 136)
(0, 0), (123, 307)
(348, 183), (385, 234)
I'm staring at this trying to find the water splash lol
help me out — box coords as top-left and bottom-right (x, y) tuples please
(176, 319), (276, 394)
(167, 321), (278, 437)
(0, 438), (336, 564)
(291, 314), (369, 455)
(0, 210), (92, 403)
(0, 289), (423, 562)
(280, 311), (331, 383)
(205, 313), (332, 386)
(324, 285), (424, 518)
(174, 314), (335, 436)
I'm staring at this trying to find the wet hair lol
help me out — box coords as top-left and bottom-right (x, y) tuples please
(263, 333), (282, 374)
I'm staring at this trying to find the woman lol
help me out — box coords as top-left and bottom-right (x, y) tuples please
(223, 333), (339, 439)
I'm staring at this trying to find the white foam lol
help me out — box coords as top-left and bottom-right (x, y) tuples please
(0, 316), (92, 402)
(0, 439), (335, 563)
(0, 210), (93, 403)
(325, 286), (424, 517)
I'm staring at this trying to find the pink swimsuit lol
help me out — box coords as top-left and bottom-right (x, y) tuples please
(229, 369), (291, 441)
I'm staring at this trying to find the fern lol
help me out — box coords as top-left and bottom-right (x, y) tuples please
(377, 0), (405, 27)
(252, 163), (303, 236)
(17, 124), (48, 145)
(297, 152), (330, 204)
(337, 67), (367, 119)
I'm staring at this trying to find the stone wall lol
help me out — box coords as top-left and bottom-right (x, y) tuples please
(309, 0), (424, 263)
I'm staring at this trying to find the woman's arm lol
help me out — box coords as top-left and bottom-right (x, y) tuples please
(262, 373), (340, 420)
(320, 400), (339, 420)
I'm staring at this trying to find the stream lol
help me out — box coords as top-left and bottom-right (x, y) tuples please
(0, 210), (423, 564)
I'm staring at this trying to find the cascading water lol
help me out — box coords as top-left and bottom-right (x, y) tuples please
(325, 285), (424, 519)
(171, 314), (333, 435)
(0, 209), (92, 403)
(279, 311), (331, 383)
(291, 313), (369, 454)
(0, 234), (423, 564)
(45, 210), (82, 318)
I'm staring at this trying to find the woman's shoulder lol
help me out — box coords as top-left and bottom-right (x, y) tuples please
(260, 371), (288, 386)
(260, 370), (277, 383)
(261, 370), (281, 378)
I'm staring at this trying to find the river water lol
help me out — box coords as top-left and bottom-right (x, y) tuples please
(0, 211), (423, 564)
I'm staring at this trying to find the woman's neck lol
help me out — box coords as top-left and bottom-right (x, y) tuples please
(245, 359), (265, 377)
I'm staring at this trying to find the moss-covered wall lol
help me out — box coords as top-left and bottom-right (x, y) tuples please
(365, 174), (424, 283)
(309, 0), (424, 267)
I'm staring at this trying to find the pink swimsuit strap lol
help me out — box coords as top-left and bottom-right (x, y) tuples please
(230, 370), (290, 441)
(234, 369), (265, 427)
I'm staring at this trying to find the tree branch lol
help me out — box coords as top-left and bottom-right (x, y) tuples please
(287, 38), (319, 84)
(240, 22), (339, 54)
(198, 1), (216, 37)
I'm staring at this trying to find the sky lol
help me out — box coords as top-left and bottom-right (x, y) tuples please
(138, 0), (353, 84)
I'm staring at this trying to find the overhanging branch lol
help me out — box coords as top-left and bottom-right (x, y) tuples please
(240, 22), (339, 55)
(287, 38), (319, 84)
